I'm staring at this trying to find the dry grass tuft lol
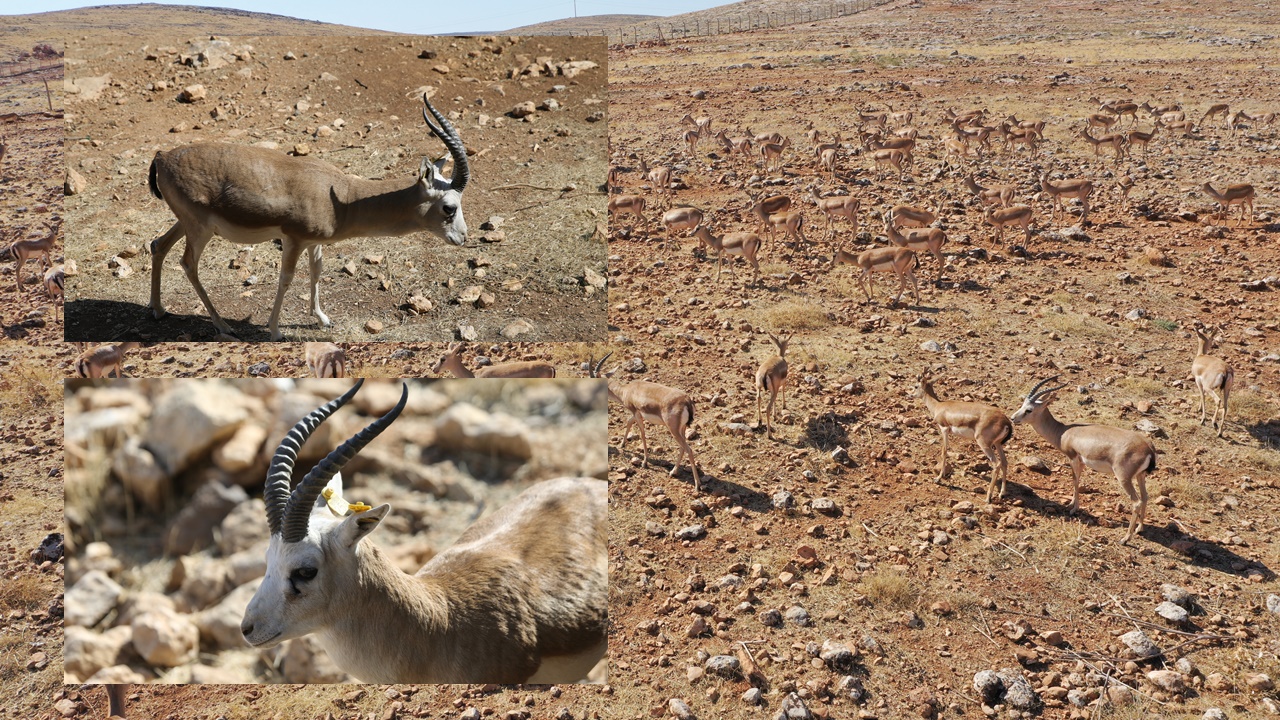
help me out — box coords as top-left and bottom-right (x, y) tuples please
(861, 570), (918, 611)
(750, 301), (832, 332)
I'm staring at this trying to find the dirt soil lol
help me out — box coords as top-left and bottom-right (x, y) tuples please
(605, 0), (1280, 718)
(63, 33), (607, 342)
(0, 56), (64, 344)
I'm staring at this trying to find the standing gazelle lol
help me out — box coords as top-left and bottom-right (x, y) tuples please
(74, 343), (141, 379)
(1201, 182), (1255, 227)
(912, 372), (1013, 502)
(833, 246), (920, 307)
(8, 223), (55, 293)
(240, 380), (607, 682)
(594, 354), (701, 490)
(690, 224), (762, 284)
(44, 265), (64, 321)
(147, 95), (469, 340)
(1040, 174), (1094, 225)
(755, 333), (791, 439)
(1191, 325), (1233, 437)
(1010, 377), (1158, 545)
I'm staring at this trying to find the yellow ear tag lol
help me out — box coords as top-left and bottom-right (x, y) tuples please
(321, 487), (370, 517)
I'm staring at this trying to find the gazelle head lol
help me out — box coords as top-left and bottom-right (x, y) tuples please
(588, 352), (621, 402)
(431, 342), (466, 375)
(911, 370), (934, 400)
(418, 96), (470, 247)
(1010, 376), (1069, 424)
(241, 380), (408, 649)
(767, 332), (791, 356)
(1192, 323), (1222, 353)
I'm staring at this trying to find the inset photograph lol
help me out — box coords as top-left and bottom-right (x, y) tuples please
(64, 377), (607, 683)
(64, 35), (606, 341)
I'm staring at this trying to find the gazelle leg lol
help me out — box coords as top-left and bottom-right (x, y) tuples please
(1067, 456), (1084, 512)
(266, 240), (307, 341)
(1218, 383), (1230, 437)
(307, 244), (332, 329)
(936, 427), (950, 483)
(177, 228), (233, 336)
(617, 415), (635, 449)
(635, 411), (650, 467)
(765, 386), (778, 438)
(993, 442), (1009, 500)
(1197, 385), (1207, 425)
(148, 221), (186, 317)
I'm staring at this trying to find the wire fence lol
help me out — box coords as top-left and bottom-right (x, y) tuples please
(609, 0), (895, 46)
(0, 60), (63, 81)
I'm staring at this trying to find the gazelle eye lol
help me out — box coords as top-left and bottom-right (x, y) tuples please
(442, 204), (457, 219)
(291, 567), (317, 582)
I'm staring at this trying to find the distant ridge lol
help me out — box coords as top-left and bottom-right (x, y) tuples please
(506, 14), (661, 35)
(2, 3), (392, 36)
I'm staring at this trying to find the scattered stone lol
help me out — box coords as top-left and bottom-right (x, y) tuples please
(31, 532), (63, 564)
(179, 84), (206, 102)
(65, 168), (87, 195)
(996, 668), (1040, 710)
(145, 382), (253, 475)
(1155, 601), (1189, 624)
(501, 319), (534, 339)
(65, 570), (123, 627)
(132, 607), (200, 667)
(1247, 674), (1274, 692)
(1202, 710), (1227, 720)
(364, 319), (384, 333)
(759, 608), (782, 627)
(776, 692), (813, 720)
(1135, 418), (1165, 437)
(784, 605), (810, 626)
(1120, 629), (1162, 659)
(458, 324), (478, 341)
(1148, 669), (1186, 693)
(675, 524), (706, 541)
(772, 490), (795, 510)
(742, 688), (762, 705)
(820, 640), (857, 671)
(510, 101), (537, 118)
(1020, 455), (1050, 473)
(164, 481), (249, 556)
(668, 698), (694, 720)
(704, 655), (740, 678)
(1266, 594), (1280, 615)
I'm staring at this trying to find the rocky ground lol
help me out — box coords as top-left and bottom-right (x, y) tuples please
(63, 33), (607, 342)
(605, 0), (1280, 718)
(0, 53), (64, 345)
(60, 377), (606, 687)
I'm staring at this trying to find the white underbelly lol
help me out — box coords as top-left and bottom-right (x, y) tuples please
(945, 426), (976, 439)
(641, 411), (665, 424)
(1082, 456), (1112, 474)
(526, 640), (607, 684)
(209, 216), (287, 245)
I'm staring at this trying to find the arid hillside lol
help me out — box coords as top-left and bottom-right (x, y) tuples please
(605, 0), (1280, 718)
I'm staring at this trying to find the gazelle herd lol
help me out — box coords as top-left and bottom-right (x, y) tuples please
(604, 89), (1268, 545)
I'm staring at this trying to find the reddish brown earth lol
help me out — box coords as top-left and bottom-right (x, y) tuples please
(605, 0), (1279, 718)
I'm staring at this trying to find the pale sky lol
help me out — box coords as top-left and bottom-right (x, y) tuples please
(0, 1), (732, 34)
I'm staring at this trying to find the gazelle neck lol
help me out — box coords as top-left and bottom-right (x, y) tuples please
(1026, 404), (1069, 451)
(317, 541), (451, 683)
(333, 177), (430, 240)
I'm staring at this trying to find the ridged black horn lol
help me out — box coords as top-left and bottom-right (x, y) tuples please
(1027, 375), (1068, 400)
(422, 95), (469, 192)
(264, 379), (365, 537)
(281, 382), (409, 543)
(590, 352), (612, 378)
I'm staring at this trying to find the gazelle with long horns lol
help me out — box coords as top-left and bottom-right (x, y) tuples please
(1190, 325), (1233, 437)
(1010, 377), (1159, 545)
(912, 372), (1013, 502)
(148, 96), (470, 340)
(240, 380), (607, 682)
(593, 354), (701, 490)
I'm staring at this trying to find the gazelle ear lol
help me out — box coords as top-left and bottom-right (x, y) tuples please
(338, 504), (390, 549)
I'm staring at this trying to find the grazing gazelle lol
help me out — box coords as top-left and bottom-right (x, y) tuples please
(240, 380), (607, 682)
(808, 186), (860, 241)
(432, 343), (555, 378)
(147, 95), (469, 340)
(964, 174), (1015, 208)
(1201, 182), (1255, 227)
(1190, 324), (1233, 437)
(833, 246), (920, 307)
(755, 333), (791, 439)
(912, 371), (1013, 501)
(593, 354), (700, 490)
(662, 206), (705, 240)
(304, 342), (347, 378)
(1010, 377), (1158, 545)
(608, 194), (647, 229)
(1040, 174), (1094, 225)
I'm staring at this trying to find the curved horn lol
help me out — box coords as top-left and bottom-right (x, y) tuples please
(281, 382), (409, 543)
(263, 379), (365, 536)
(590, 352), (612, 379)
(1027, 375), (1068, 400)
(422, 95), (469, 192)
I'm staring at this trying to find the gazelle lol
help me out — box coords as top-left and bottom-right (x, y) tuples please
(871, 148), (908, 180)
(755, 333), (791, 439)
(767, 209), (807, 248)
(304, 342), (347, 378)
(680, 113), (712, 134)
(1011, 377), (1158, 545)
(594, 354), (700, 490)
(1085, 113), (1118, 131)
(240, 380), (607, 682)
(662, 207), (705, 240)
(1100, 100), (1139, 125)
(807, 186), (860, 241)
(1190, 325), (1233, 437)
(1201, 103), (1230, 128)
(1227, 109), (1253, 134)
(148, 95), (469, 341)
(638, 158), (673, 202)
(1040, 174), (1094, 225)
(8, 224), (55, 293)
(760, 136), (791, 174)
(1156, 115), (1195, 138)
(747, 127), (785, 145)
(812, 133), (841, 160)
(608, 194), (647, 228)
(690, 224), (762, 284)
(983, 205), (1034, 246)
(1078, 126), (1128, 160)
(431, 343), (555, 378)
(912, 372), (1013, 501)
(682, 127), (701, 156)
(883, 217), (946, 279)
(44, 265), (64, 321)
(1140, 101), (1180, 118)
(885, 203), (936, 230)
(1114, 175), (1135, 208)
(1201, 182), (1255, 226)
(834, 246), (920, 307)
(818, 147), (838, 179)
(74, 343), (141, 379)
(964, 174), (1015, 208)
(1126, 126), (1158, 155)
(750, 193), (792, 247)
